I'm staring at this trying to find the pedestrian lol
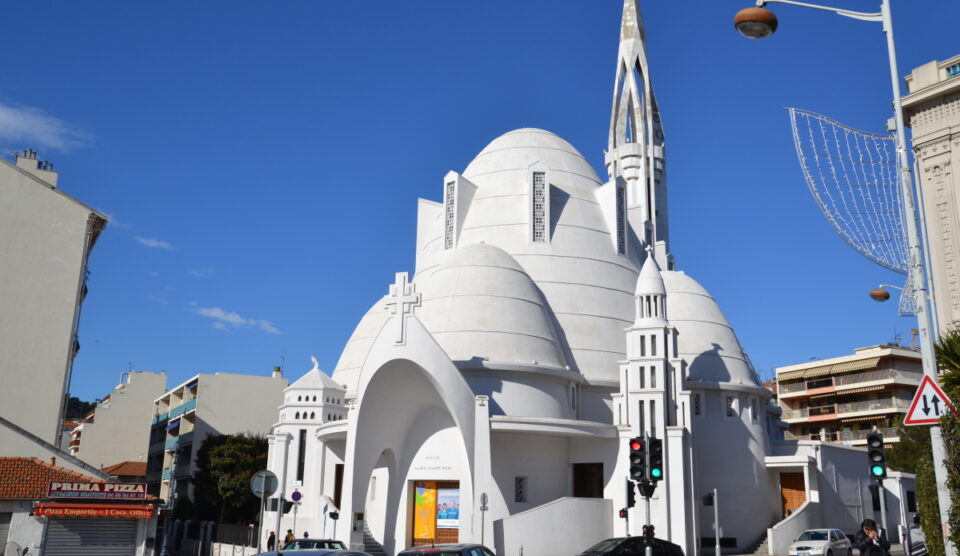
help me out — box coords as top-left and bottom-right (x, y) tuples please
(284, 529), (295, 545)
(267, 531), (276, 551)
(303, 531), (310, 538)
(854, 518), (890, 556)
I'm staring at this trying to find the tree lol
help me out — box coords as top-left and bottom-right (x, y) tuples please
(191, 433), (268, 523)
(64, 396), (96, 419)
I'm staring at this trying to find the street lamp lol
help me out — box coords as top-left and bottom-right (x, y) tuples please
(734, 1), (955, 553)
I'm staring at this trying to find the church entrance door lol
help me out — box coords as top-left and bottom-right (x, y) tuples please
(779, 472), (806, 519)
(411, 480), (460, 546)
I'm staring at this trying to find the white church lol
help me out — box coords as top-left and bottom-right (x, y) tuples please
(264, 2), (915, 555)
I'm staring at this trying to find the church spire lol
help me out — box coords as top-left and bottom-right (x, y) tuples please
(604, 0), (669, 268)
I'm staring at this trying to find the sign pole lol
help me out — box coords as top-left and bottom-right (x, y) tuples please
(714, 488), (720, 556)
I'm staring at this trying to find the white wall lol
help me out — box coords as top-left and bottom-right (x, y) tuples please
(0, 160), (103, 445)
(0, 501), (44, 555)
(494, 497), (612, 556)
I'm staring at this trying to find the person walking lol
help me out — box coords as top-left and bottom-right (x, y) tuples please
(284, 529), (295, 545)
(854, 519), (891, 556)
(267, 531), (276, 551)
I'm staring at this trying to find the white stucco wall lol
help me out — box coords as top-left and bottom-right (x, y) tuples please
(0, 159), (104, 446)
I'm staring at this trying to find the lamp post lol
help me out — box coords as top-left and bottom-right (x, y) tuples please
(734, 1), (954, 553)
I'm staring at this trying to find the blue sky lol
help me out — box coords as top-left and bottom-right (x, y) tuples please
(3, 1), (957, 401)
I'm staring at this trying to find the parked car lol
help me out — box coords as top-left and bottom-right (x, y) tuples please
(398, 543), (496, 556)
(787, 529), (852, 556)
(254, 550), (370, 556)
(282, 539), (348, 550)
(576, 536), (684, 556)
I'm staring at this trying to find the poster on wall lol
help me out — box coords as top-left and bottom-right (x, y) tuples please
(413, 481), (437, 540)
(436, 487), (460, 529)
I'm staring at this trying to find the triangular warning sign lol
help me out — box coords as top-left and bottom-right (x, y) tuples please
(904, 375), (958, 426)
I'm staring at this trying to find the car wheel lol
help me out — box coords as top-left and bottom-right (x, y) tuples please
(826, 550), (832, 556)
(847, 549), (852, 556)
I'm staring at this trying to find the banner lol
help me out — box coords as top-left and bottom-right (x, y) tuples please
(436, 488), (460, 529)
(413, 481), (436, 540)
(34, 503), (154, 519)
(48, 482), (147, 500)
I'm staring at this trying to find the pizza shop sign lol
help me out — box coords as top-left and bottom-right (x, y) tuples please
(48, 482), (147, 500)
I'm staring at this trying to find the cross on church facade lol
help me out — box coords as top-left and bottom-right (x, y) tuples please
(384, 272), (421, 345)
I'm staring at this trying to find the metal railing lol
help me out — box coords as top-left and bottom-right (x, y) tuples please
(778, 368), (922, 395)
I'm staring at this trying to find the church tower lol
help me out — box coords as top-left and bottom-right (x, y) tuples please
(605, 0), (670, 269)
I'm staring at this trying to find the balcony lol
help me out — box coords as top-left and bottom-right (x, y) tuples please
(152, 411), (169, 425)
(161, 469), (172, 481)
(168, 398), (197, 419)
(779, 368), (922, 397)
(165, 432), (194, 451)
(781, 397), (911, 421)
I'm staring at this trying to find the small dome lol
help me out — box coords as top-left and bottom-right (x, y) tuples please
(662, 271), (761, 386)
(416, 243), (567, 369)
(635, 252), (666, 296)
(463, 128), (600, 185)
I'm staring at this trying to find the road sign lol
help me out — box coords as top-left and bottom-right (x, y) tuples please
(250, 470), (279, 498)
(291, 490), (303, 503)
(904, 375), (957, 426)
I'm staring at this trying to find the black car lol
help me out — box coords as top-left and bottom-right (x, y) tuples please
(397, 543), (496, 556)
(577, 536), (684, 556)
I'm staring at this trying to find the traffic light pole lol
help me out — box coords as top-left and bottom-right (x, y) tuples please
(878, 479), (888, 541)
(644, 494), (652, 556)
(714, 488), (720, 556)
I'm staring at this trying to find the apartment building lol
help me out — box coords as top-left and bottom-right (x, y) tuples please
(903, 53), (960, 331)
(776, 345), (923, 445)
(145, 370), (287, 503)
(68, 371), (166, 469)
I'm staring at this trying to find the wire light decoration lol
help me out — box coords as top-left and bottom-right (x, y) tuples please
(788, 107), (914, 315)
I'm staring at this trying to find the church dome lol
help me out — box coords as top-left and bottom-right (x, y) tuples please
(416, 243), (567, 369)
(463, 128), (601, 185)
(662, 270), (761, 387)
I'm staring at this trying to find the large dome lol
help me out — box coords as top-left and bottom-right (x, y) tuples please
(415, 243), (567, 369)
(463, 128), (601, 185)
(662, 270), (761, 387)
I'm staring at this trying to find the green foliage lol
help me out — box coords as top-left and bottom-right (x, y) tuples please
(915, 448), (945, 556)
(64, 396), (97, 419)
(886, 414), (927, 474)
(191, 433), (268, 524)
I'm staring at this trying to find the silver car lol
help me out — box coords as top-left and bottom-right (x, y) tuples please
(788, 529), (852, 556)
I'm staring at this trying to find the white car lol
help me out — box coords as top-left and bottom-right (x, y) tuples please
(788, 529), (852, 556)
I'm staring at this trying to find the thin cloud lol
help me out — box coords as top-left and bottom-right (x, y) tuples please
(191, 304), (281, 335)
(134, 236), (175, 250)
(0, 101), (92, 152)
(188, 267), (215, 278)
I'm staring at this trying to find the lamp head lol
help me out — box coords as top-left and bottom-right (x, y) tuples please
(735, 7), (778, 38)
(869, 288), (891, 302)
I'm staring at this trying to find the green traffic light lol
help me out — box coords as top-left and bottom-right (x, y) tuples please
(651, 468), (662, 479)
(871, 465), (885, 477)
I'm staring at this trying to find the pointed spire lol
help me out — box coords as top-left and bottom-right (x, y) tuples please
(635, 247), (665, 297)
(605, 0), (669, 263)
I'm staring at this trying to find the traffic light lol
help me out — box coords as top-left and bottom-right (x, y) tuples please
(866, 432), (887, 479)
(626, 479), (636, 508)
(629, 437), (647, 481)
(619, 508), (628, 519)
(642, 524), (655, 540)
(648, 437), (663, 482)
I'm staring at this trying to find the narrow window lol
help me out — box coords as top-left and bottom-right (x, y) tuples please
(616, 185), (626, 254)
(751, 399), (758, 422)
(726, 396), (736, 418)
(693, 393), (702, 416)
(444, 180), (456, 249)
(515, 477), (528, 503)
(640, 336), (646, 357)
(638, 366), (645, 389)
(650, 367), (656, 389)
(532, 172), (546, 242)
(649, 400), (657, 433)
(370, 476), (377, 501)
(310, 412), (315, 420)
(650, 334), (657, 356)
(296, 429), (307, 481)
(637, 400), (645, 433)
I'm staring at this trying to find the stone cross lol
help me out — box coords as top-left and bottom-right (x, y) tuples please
(384, 272), (421, 345)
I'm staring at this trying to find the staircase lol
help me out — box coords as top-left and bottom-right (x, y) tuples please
(362, 523), (386, 556)
(730, 531), (770, 556)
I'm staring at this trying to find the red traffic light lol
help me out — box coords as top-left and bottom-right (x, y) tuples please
(619, 509), (628, 519)
(630, 439), (643, 451)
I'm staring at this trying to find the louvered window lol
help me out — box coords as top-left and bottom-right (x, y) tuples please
(532, 172), (546, 242)
(444, 180), (456, 249)
(616, 185), (626, 254)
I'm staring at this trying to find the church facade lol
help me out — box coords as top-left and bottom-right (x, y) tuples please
(265, 3), (914, 555)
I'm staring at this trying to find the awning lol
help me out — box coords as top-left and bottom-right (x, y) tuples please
(804, 365), (835, 379)
(837, 384), (886, 395)
(830, 357), (881, 375)
(840, 415), (886, 423)
(166, 419), (180, 431)
(778, 369), (806, 381)
(34, 503), (154, 519)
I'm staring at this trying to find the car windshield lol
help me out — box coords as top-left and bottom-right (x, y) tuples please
(584, 539), (624, 553)
(797, 531), (829, 541)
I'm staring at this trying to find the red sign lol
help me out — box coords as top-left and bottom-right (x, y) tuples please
(47, 482), (147, 500)
(34, 503), (154, 519)
(905, 375), (958, 425)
